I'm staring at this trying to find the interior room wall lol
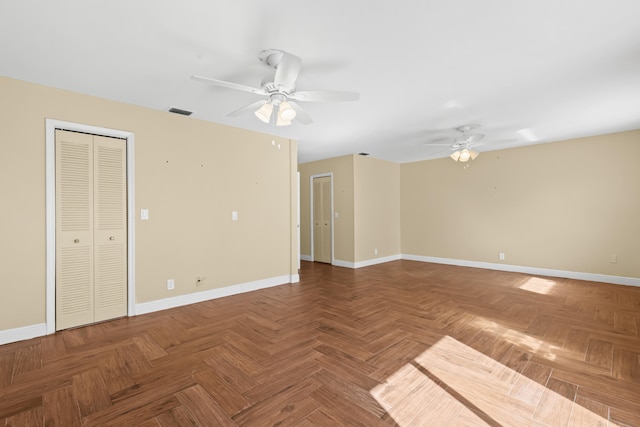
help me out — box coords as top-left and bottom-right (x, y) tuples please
(298, 155), (355, 263)
(401, 130), (640, 278)
(298, 155), (401, 266)
(353, 155), (401, 263)
(0, 76), (298, 332)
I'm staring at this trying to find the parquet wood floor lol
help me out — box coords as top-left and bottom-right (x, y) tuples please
(1, 260), (639, 426)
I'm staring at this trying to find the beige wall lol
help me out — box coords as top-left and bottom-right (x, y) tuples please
(5, 72), (636, 334)
(298, 155), (401, 265)
(0, 76), (298, 331)
(354, 156), (401, 262)
(401, 130), (640, 277)
(299, 130), (639, 279)
(298, 155), (355, 263)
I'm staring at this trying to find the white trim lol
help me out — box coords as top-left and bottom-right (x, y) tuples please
(401, 254), (640, 287)
(290, 274), (300, 283)
(127, 135), (136, 316)
(332, 259), (355, 269)
(324, 253), (640, 287)
(135, 275), (292, 315)
(331, 254), (402, 269)
(309, 173), (334, 264)
(300, 254), (312, 262)
(354, 254), (402, 269)
(297, 171), (301, 270)
(0, 324), (47, 346)
(45, 119), (136, 334)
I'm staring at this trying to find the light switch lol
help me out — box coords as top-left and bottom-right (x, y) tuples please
(231, 211), (238, 221)
(335, 211), (339, 219)
(141, 209), (149, 220)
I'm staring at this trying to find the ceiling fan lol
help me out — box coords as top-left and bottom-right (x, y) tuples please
(425, 124), (486, 162)
(191, 49), (359, 126)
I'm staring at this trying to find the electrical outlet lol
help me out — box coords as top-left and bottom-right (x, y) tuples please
(167, 279), (175, 290)
(374, 248), (378, 256)
(610, 254), (618, 263)
(499, 252), (505, 261)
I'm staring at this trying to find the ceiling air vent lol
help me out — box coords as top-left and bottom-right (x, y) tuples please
(358, 152), (370, 156)
(168, 107), (193, 116)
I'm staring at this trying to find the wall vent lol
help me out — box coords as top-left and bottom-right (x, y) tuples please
(358, 152), (370, 156)
(168, 107), (193, 116)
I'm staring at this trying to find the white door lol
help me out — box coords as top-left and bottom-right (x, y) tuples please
(55, 130), (127, 330)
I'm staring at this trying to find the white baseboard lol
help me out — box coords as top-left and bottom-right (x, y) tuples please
(354, 254), (402, 269)
(401, 254), (640, 287)
(306, 255), (401, 269)
(332, 259), (355, 268)
(135, 274), (293, 315)
(300, 254), (312, 262)
(0, 323), (47, 346)
(327, 252), (640, 287)
(291, 273), (300, 283)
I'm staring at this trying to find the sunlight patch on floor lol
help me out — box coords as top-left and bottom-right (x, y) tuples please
(471, 317), (559, 361)
(519, 277), (557, 295)
(370, 336), (613, 426)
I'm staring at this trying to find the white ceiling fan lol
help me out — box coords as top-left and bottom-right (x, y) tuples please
(425, 124), (488, 162)
(191, 49), (359, 126)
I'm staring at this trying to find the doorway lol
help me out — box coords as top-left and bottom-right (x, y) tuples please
(46, 120), (135, 334)
(310, 174), (333, 264)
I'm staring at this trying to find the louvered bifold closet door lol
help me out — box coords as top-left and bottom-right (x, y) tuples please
(319, 177), (332, 263)
(55, 130), (127, 330)
(93, 135), (127, 322)
(56, 130), (95, 330)
(313, 178), (323, 262)
(313, 176), (331, 263)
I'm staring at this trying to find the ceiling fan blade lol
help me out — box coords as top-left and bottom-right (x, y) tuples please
(467, 133), (485, 144)
(274, 52), (302, 90)
(191, 75), (266, 96)
(455, 133), (485, 145)
(226, 99), (268, 117)
(472, 138), (518, 148)
(424, 136), (450, 144)
(289, 90), (359, 102)
(289, 101), (313, 125)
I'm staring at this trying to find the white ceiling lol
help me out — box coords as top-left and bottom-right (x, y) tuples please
(2, 1), (640, 163)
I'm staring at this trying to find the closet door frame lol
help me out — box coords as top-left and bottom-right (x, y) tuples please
(309, 172), (334, 265)
(45, 119), (136, 334)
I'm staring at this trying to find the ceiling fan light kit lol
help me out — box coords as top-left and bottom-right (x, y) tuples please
(254, 102), (273, 123)
(278, 101), (296, 121)
(450, 148), (479, 162)
(276, 115), (292, 127)
(424, 125), (485, 162)
(192, 49), (359, 127)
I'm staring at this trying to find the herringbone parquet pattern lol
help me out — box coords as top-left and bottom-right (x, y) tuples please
(1, 260), (639, 426)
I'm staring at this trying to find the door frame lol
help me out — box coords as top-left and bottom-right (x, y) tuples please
(45, 119), (136, 334)
(309, 172), (334, 264)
